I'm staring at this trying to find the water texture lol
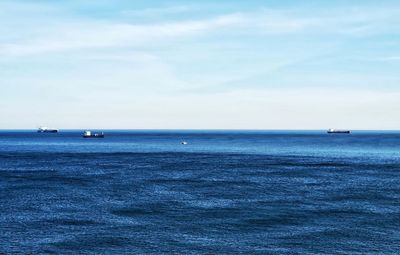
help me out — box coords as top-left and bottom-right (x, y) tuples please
(1, 130), (400, 254)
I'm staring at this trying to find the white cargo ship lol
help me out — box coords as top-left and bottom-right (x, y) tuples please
(83, 130), (104, 138)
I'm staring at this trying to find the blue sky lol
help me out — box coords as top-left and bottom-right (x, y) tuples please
(1, 0), (400, 129)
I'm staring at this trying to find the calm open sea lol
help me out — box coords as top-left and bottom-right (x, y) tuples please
(1, 130), (400, 254)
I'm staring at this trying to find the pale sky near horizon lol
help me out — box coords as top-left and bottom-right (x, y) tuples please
(1, 0), (400, 129)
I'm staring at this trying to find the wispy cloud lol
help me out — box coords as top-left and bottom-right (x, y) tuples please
(0, 14), (246, 56)
(3, 4), (399, 57)
(121, 5), (191, 17)
(377, 56), (400, 61)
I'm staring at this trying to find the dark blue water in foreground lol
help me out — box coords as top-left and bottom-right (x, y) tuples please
(1, 130), (400, 254)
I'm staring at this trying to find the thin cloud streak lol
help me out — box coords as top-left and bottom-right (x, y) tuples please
(378, 56), (400, 61)
(121, 5), (191, 17)
(0, 14), (245, 56)
(2, 6), (399, 57)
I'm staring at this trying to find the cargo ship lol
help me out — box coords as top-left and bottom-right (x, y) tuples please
(37, 127), (58, 133)
(83, 130), (104, 138)
(327, 129), (350, 134)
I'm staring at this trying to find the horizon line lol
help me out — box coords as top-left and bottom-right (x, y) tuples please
(1, 128), (400, 131)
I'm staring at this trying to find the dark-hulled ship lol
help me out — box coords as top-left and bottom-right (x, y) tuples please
(327, 129), (351, 134)
(37, 127), (58, 133)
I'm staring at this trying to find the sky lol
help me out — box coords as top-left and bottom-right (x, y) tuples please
(1, 0), (400, 129)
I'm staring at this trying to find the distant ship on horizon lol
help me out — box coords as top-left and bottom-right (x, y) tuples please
(327, 129), (351, 134)
(83, 130), (104, 138)
(37, 127), (58, 133)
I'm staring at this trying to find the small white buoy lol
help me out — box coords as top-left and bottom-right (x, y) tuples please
(181, 141), (188, 145)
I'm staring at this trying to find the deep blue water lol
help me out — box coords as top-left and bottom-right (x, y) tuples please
(1, 130), (400, 254)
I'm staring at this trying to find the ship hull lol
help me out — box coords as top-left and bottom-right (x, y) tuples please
(327, 131), (350, 134)
(37, 130), (58, 133)
(83, 135), (104, 138)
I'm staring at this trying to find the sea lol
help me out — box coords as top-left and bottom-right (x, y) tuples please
(1, 130), (400, 254)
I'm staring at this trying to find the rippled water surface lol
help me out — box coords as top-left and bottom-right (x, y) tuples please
(1, 130), (400, 254)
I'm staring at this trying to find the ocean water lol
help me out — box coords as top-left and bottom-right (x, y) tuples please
(1, 130), (400, 254)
